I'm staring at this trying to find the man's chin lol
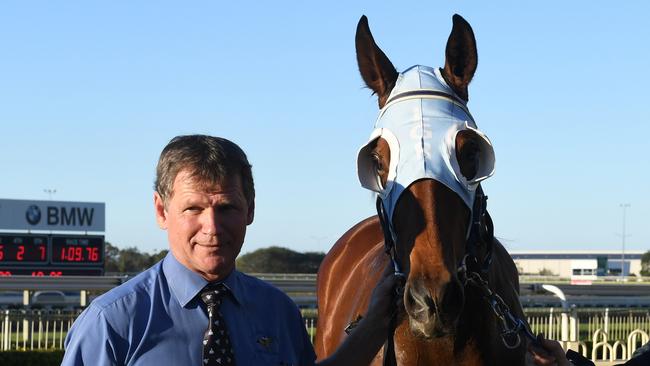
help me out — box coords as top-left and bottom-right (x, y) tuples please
(197, 256), (233, 279)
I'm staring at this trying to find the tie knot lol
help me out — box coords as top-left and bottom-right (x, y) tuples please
(200, 283), (229, 307)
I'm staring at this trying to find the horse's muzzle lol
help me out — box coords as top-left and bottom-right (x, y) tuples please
(404, 278), (465, 339)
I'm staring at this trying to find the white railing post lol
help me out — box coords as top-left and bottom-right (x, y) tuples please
(561, 309), (569, 341)
(22, 309), (29, 346)
(22, 290), (29, 306)
(80, 290), (87, 307)
(2, 310), (9, 351)
(0, 310), (9, 351)
(569, 307), (578, 342)
(604, 308), (610, 337)
(548, 308), (555, 339)
(627, 329), (649, 357)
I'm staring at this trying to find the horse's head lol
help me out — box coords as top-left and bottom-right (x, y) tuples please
(355, 15), (496, 339)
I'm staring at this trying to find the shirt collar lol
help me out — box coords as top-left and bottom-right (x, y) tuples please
(163, 252), (243, 307)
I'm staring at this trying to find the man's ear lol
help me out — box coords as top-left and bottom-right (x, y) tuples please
(247, 200), (255, 225)
(154, 192), (168, 229)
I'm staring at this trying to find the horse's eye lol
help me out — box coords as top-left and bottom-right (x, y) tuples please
(372, 153), (384, 173)
(461, 143), (480, 162)
(465, 148), (479, 162)
(457, 144), (481, 180)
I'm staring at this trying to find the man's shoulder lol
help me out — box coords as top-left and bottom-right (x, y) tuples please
(91, 261), (164, 313)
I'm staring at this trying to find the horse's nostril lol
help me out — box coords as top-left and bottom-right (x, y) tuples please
(405, 286), (417, 308)
(405, 282), (436, 322)
(440, 279), (464, 322)
(424, 294), (437, 317)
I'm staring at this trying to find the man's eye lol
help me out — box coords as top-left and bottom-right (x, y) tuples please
(219, 204), (237, 212)
(184, 206), (202, 212)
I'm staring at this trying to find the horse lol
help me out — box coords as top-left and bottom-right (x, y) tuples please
(314, 14), (530, 366)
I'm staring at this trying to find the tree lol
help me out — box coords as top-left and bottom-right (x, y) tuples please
(301, 252), (326, 273)
(116, 247), (151, 274)
(150, 249), (169, 264)
(104, 241), (120, 273)
(236, 246), (325, 273)
(538, 268), (555, 276)
(104, 242), (169, 274)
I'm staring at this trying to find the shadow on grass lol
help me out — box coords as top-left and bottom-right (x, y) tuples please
(0, 350), (64, 366)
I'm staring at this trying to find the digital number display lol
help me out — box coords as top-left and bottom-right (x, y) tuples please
(0, 268), (103, 276)
(51, 236), (103, 264)
(0, 233), (104, 276)
(0, 235), (48, 263)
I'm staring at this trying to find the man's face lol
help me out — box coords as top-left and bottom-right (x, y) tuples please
(154, 169), (254, 281)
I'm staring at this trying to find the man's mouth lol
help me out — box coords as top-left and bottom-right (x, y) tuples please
(194, 242), (226, 249)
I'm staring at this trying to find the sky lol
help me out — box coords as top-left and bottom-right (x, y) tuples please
(0, 1), (648, 255)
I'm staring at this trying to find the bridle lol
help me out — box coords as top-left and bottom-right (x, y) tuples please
(354, 65), (536, 364)
(377, 184), (536, 366)
(457, 184), (493, 284)
(367, 83), (537, 364)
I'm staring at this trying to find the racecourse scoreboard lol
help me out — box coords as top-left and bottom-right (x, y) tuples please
(0, 198), (106, 276)
(0, 234), (104, 276)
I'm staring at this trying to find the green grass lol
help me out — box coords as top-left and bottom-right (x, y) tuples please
(0, 350), (64, 366)
(5, 331), (68, 350)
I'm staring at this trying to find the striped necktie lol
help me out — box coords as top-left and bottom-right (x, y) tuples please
(199, 283), (236, 366)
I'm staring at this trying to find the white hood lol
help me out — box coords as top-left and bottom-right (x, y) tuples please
(357, 65), (495, 222)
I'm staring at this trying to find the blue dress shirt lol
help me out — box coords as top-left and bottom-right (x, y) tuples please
(62, 253), (316, 366)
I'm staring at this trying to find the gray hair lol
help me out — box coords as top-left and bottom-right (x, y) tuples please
(154, 135), (254, 206)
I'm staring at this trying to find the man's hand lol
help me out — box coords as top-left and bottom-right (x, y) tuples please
(364, 266), (406, 328)
(528, 336), (571, 366)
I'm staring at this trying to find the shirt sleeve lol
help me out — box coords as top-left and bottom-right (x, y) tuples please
(61, 304), (121, 366)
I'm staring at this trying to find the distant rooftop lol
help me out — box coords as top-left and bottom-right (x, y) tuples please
(509, 250), (644, 260)
(509, 250), (645, 255)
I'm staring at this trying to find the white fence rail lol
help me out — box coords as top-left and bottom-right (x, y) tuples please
(526, 308), (650, 364)
(2, 307), (650, 365)
(1, 309), (77, 351)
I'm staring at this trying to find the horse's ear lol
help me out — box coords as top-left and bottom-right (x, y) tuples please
(442, 14), (477, 102)
(356, 15), (398, 108)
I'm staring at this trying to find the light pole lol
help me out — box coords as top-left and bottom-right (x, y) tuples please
(43, 188), (56, 200)
(620, 203), (630, 280)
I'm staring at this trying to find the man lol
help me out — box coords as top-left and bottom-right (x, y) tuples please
(62, 134), (403, 366)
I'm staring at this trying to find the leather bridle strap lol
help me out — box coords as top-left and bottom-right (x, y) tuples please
(376, 198), (402, 275)
(376, 197), (400, 366)
(458, 185), (494, 282)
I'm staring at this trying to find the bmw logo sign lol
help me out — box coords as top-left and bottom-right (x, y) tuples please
(26, 205), (41, 225)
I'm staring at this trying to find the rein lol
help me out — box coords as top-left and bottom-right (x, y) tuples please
(376, 185), (535, 365)
(457, 186), (538, 349)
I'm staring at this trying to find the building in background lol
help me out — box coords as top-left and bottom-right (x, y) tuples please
(511, 250), (644, 278)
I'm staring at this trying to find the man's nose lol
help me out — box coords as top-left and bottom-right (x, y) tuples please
(200, 207), (221, 235)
